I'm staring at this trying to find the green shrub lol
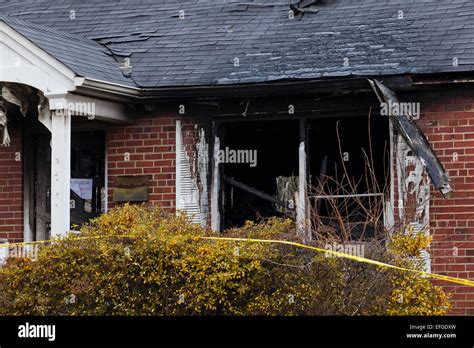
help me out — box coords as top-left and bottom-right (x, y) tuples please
(0, 204), (450, 315)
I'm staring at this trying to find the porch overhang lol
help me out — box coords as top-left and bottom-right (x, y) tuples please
(0, 19), (137, 239)
(0, 19), (134, 123)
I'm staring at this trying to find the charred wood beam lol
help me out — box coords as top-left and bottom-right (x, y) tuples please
(139, 77), (376, 100)
(368, 78), (453, 197)
(411, 72), (474, 86)
(212, 109), (372, 121)
(224, 176), (293, 210)
(140, 91), (384, 119)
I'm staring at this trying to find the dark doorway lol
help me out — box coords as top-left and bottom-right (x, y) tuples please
(29, 131), (105, 240)
(70, 131), (106, 229)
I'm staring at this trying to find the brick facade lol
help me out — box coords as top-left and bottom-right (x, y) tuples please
(1, 91), (474, 314)
(0, 128), (23, 242)
(106, 112), (178, 212)
(103, 93), (474, 314)
(106, 107), (207, 214)
(413, 89), (474, 315)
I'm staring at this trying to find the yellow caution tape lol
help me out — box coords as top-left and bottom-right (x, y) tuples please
(1, 234), (473, 287)
(201, 236), (474, 287)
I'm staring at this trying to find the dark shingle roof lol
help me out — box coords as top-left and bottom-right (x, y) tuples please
(1, 0), (474, 88)
(0, 16), (136, 87)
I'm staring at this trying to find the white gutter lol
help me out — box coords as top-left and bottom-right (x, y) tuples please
(77, 77), (141, 98)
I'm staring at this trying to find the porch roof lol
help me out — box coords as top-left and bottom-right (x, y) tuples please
(0, 16), (136, 88)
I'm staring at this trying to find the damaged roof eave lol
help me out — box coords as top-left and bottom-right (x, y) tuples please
(368, 78), (453, 198)
(136, 76), (378, 100)
(82, 72), (474, 101)
(133, 74), (420, 101)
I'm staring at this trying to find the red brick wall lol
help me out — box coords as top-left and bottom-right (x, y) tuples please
(106, 112), (178, 212)
(412, 89), (474, 315)
(0, 128), (23, 243)
(105, 104), (207, 211)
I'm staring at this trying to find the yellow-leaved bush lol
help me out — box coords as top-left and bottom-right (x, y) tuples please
(0, 204), (450, 315)
(386, 231), (451, 315)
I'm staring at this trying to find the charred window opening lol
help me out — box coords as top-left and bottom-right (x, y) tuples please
(221, 120), (299, 228)
(308, 116), (390, 241)
(219, 114), (390, 239)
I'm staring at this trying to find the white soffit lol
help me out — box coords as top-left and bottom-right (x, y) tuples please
(48, 93), (131, 123)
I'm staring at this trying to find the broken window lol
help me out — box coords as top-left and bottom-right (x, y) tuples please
(308, 116), (390, 241)
(217, 112), (390, 241)
(221, 120), (299, 228)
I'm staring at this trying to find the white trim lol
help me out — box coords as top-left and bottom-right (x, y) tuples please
(0, 21), (139, 97)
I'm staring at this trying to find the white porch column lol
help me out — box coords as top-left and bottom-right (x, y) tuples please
(297, 119), (310, 240)
(50, 109), (71, 237)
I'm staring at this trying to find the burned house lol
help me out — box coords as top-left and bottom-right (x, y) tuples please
(0, 0), (473, 314)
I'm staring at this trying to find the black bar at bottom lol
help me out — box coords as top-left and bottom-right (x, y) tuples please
(0, 316), (473, 346)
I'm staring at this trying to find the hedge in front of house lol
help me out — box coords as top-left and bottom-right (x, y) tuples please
(0, 204), (450, 315)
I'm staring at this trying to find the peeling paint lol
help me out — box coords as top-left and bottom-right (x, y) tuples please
(396, 135), (431, 271)
(196, 127), (209, 222)
(175, 120), (209, 226)
(396, 135), (430, 225)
